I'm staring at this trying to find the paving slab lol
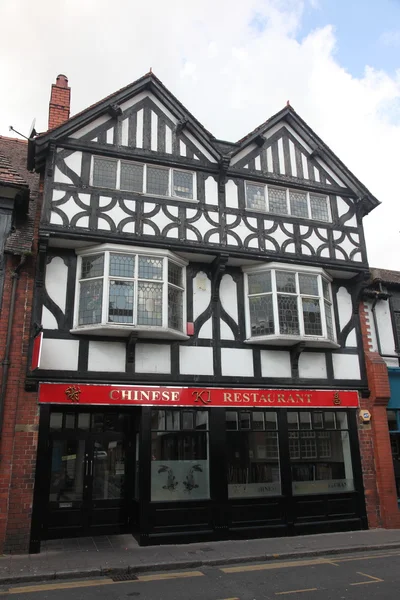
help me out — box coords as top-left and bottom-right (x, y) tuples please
(1, 529), (400, 585)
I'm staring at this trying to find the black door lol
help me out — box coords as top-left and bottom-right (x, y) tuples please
(45, 410), (132, 539)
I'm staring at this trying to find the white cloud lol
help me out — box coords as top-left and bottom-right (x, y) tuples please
(1, 0), (400, 269)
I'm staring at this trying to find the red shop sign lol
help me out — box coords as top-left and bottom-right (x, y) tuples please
(39, 383), (359, 408)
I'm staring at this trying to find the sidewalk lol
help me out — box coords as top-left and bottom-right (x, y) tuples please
(1, 529), (400, 585)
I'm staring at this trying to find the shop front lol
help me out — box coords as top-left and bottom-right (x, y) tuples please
(30, 384), (366, 552)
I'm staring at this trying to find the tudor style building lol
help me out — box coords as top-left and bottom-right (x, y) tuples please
(26, 73), (380, 551)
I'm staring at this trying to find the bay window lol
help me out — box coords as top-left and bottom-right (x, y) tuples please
(72, 245), (187, 338)
(243, 263), (336, 346)
(245, 181), (331, 223)
(91, 156), (196, 200)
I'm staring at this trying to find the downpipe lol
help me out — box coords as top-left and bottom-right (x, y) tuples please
(0, 255), (26, 437)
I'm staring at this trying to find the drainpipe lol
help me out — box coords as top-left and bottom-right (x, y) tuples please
(0, 254), (26, 437)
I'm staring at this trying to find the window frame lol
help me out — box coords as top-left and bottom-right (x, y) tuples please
(91, 156), (197, 202)
(243, 262), (338, 347)
(244, 181), (332, 223)
(389, 291), (400, 353)
(71, 244), (188, 339)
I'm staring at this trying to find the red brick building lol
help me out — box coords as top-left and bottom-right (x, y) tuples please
(0, 137), (40, 553)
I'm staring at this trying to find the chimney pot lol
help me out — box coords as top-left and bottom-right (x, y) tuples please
(56, 74), (69, 88)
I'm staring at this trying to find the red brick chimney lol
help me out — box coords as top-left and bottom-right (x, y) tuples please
(48, 74), (71, 130)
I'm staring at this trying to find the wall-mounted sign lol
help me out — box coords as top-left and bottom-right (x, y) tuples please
(39, 383), (359, 408)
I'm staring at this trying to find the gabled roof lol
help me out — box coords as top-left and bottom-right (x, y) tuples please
(0, 150), (28, 188)
(32, 72), (221, 168)
(0, 136), (40, 255)
(230, 104), (379, 215)
(369, 268), (400, 287)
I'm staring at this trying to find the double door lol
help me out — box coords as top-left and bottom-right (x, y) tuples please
(45, 411), (132, 539)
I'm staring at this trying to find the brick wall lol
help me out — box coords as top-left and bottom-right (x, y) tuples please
(48, 75), (70, 130)
(0, 182), (42, 554)
(359, 301), (400, 529)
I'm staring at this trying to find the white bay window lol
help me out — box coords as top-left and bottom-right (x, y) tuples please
(72, 245), (188, 339)
(243, 263), (337, 347)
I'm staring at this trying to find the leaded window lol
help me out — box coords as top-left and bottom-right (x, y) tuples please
(92, 156), (195, 200)
(75, 246), (186, 333)
(245, 264), (335, 343)
(245, 182), (331, 223)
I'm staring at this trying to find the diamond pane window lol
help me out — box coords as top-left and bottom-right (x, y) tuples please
(268, 187), (287, 214)
(173, 170), (193, 199)
(146, 166), (169, 196)
(137, 282), (163, 326)
(289, 190), (308, 218)
(246, 183), (266, 211)
(276, 272), (296, 294)
(138, 257), (163, 280)
(109, 254), (135, 278)
(302, 298), (322, 336)
(108, 281), (134, 323)
(278, 295), (300, 335)
(76, 248), (186, 333)
(249, 295), (275, 336)
(245, 265), (336, 343)
(299, 274), (319, 296)
(81, 255), (104, 279)
(120, 162), (143, 192)
(79, 280), (103, 325)
(310, 194), (330, 222)
(93, 157), (117, 189)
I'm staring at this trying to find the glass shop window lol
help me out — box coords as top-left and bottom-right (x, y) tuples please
(226, 410), (281, 499)
(150, 409), (209, 501)
(288, 411), (354, 495)
(387, 410), (400, 501)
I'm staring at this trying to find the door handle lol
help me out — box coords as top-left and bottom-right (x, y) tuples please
(85, 460), (89, 476)
(90, 460), (93, 476)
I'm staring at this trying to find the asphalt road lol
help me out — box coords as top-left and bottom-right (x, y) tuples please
(1, 548), (400, 599)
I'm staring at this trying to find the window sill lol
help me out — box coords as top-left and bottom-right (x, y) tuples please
(244, 335), (340, 349)
(141, 193), (199, 203)
(244, 207), (332, 224)
(70, 324), (189, 340)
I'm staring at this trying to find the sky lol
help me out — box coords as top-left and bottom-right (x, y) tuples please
(1, 0), (400, 269)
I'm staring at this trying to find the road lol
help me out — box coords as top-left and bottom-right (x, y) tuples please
(1, 547), (400, 599)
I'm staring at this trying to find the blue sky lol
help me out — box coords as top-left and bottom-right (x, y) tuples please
(298, 0), (400, 77)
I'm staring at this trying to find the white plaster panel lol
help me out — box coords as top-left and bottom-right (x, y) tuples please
(277, 137), (285, 174)
(346, 328), (357, 347)
(184, 131), (217, 163)
(52, 189), (67, 201)
(320, 247), (330, 258)
(180, 346), (214, 375)
(193, 272), (211, 320)
(314, 166), (320, 182)
(121, 118), (129, 146)
(198, 318), (213, 339)
(266, 147), (273, 171)
(50, 212), (63, 225)
(41, 306), (58, 329)
(88, 341), (126, 372)
(225, 180), (238, 209)
(64, 151), (82, 177)
(231, 143), (258, 166)
(255, 155), (261, 170)
(298, 353), (327, 379)
(333, 232), (358, 260)
(205, 176), (218, 205)
(336, 286), (352, 331)
(271, 224), (290, 247)
(179, 140), (187, 156)
(165, 125), (172, 154)
(75, 215), (89, 228)
(54, 165), (73, 184)
(144, 205), (175, 233)
(136, 108), (144, 148)
(332, 354), (361, 380)
(221, 349), (254, 377)
(78, 193), (91, 206)
(40, 338), (79, 370)
(98, 217), (111, 231)
(289, 139), (297, 177)
(260, 350), (291, 378)
(70, 115), (110, 139)
(220, 274), (238, 324)
(46, 256), (68, 313)
(135, 344), (171, 374)
(151, 111), (158, 151)
(375, 300), (396, 355)
(227, 220), (254, 246)
(337, 196), (350, 218)
(315, 157), (346, 187)
(208, 232), (220, 243)
(191, 214), (218, 238)
(302, 153), (309, 179)
(220, 319), (234, 340)
(106, 128), (114, 144)
(100, 202), (136, 233)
